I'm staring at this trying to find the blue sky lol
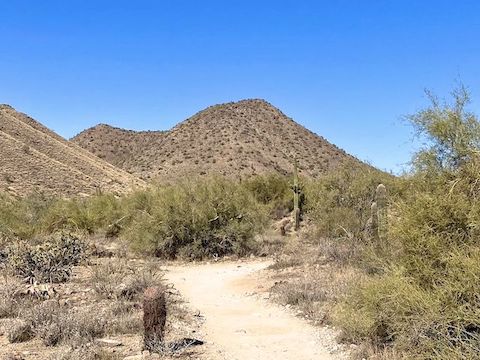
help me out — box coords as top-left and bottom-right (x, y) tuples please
(1, 1), (480, 173)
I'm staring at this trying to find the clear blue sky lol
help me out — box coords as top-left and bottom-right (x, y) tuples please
(1, 1), (480, 173)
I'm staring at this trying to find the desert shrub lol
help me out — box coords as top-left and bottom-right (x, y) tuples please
(0, 276), (30, 318)
(242, 174), (292, 218)
(334, 86), (480, 358)
(4, 234), (86, 283)
(303, 163), (403, 266)
(91, 259), (162, 300)
(106, 301), (142, 334)
(29, 301), (108, 346)
(304, 163), (400, 240)
(38, 194), (123, 235)
(0, 192), (54, 239)
(0, 192), (124, 240)
(123, 177), (268, 259)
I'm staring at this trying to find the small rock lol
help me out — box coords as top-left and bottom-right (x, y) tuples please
(95, 338), (123, 347)
(123, 356), (142, 360)
(4, 353), (24, 360)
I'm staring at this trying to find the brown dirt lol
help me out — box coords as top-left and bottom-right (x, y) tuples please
(72, 99), (365, 182)
(0, 104), (145, 197)
(164, 259), (350, 360)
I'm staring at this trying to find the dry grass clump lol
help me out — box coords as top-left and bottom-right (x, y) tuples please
(27, 300), (108, 346)
(0, 276), (29, 318)
(91, 259), (163, 300)
(272, 261), (360, 325)
(6, 319), (34, 343)
(51, 345), (121, 360)
(268, 236), (362, 325)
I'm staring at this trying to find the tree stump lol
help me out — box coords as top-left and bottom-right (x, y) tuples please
(143, 286), (166, 351)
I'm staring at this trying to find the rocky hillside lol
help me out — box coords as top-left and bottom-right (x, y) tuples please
(72, 125), (167, 172)
(73, 99), (362, 181)
(0, 105), (144, 196)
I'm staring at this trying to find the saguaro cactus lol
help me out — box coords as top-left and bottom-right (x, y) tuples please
(143, 286), (167, 351)
(375, 184), (388, 240)
(293, 158), (301, 231)
(370, 201), (378, 237)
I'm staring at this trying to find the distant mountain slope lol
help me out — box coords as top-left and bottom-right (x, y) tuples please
(72, 124), (167, 173)
(0, 105), (144, 196)
(73, 99), (364, 181)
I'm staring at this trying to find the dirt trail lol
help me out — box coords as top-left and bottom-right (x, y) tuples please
(164, 260), (348, 360)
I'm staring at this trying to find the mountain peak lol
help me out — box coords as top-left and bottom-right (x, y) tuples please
(73, 100), (363, 181)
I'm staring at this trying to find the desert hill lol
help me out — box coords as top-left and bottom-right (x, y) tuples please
(73, 99), (362, 181)
(0, 104), (144, 196)
(72, 124), (167, 172)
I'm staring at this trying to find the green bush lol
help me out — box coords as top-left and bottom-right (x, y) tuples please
(304, 163), (401, 241)
(38, 194), (124, 235)
(0, 193), (123, 239)
(123, 177), (268, 259)
(242, 174), (292, 218)
(334, 86), (480, 358)
(0, 193), (54, 239)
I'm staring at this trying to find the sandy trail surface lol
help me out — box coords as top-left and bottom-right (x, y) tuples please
(164, 259), (347, 360)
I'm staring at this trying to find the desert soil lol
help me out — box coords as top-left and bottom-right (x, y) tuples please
(164, 259), (349, 360)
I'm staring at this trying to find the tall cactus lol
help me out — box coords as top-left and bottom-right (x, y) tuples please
(293, 158), (301, 231)
(371, 201), (378, 237)
(375, 184), (388, 241)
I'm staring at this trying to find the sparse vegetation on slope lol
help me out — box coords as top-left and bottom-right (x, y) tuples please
(0, 105), (144, 197)
(73, 99), (363, 181)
